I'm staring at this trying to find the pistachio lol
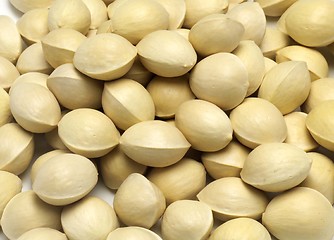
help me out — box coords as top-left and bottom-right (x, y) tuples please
(102, 78), (155, 130)
(47, 63), (103, 109)
(258, 61), (311, 114)
(146, 75), (195, 119)
(61, 196), (119, 240)
(259, 27), (291, 59)
(122, 56), (154, 86)
(189, 53), (248, 110)
(32, 153), (98, 206)
(136, 30), (197, 77)
(73, 33), (137, 81)
(17, 228), (67, 240)
(9, 0), (53, 13)
(209, 218), (271, 240)
(9, 72), (49, 94)
(0, 87), (12, 127)
(262, 187), (334, 240)
(256, 0), (298, 17)
(264, 57), (277, 74)
(44, 110), (69, 150)
(58, 108), (120, 158)
(107, 227), (162, 240)
(197, 177), (269, 221)
(81, 0), (108, 30)
(161, 200), (213, 240)
(175, 99), (233, 152)
(0, 56), (20, 91)
(113, 173), (166, 228)
(0, 191), (62, 240)
(229, 97), (287, 149)
(147, 158), (206, 204)
(0, 123), (34, 175)
(154, 0), (186, 29)
(120, 120), (191, 167)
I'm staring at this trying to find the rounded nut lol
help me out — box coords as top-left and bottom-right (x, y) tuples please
(9, 72), (49, 94)
(0, 56), (21, 91)
(0, 87), (12, 127)
(122, 56), (154, 86)
(17, 228), (67, 240)
(9, 0), (53, 13)
(259, 27), (291, 59)
(44, 110), (69, 151)
(107, 227), (162, 240)
(256, 0), (298, 17)
(154, 0), (186, 30)
(81, 0), (108, 30)
(264, 57), (277, 74)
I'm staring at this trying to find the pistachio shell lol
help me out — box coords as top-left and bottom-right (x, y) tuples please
(154, 0), (186, 29)
(262, 187), (334, 240)
(0, 191), (62, 240)
(240, 143), (312, 192)
(9, 0), (53, 13)
(102, 78), (155, 130)
(100, 146), (147, 190)
(122, 56), (154, 86)
(189, 53), (249, 110)
(209, 218), (271, 240)
(48, 0), (91, 35)
(161, 200), (213, 240)
(10, 82), (61, 133)
(229, 97), (287, 149)
(276, 0), (298, 34)
(137, 30), (197, 77)
(108, 0), (169, 44)
(197, 177), (269, 221)
(16, 8), (50, 45)
(175, 99), (233, 152)
(283, 112), (318, 151)
(107, 227), (162, 240)
(61, 196), (119, 240)
(264, 57), (277, 74)
(147, 158), (206, 204)
(10, 72), (49, 94)
(276, 45), (329, 81)
(256, 0), (298, 17)
(189, 14), (244, 56)
(73, 33), (137, 80)
(58, 108), (120, 158)
(47, 63), (103, 109)
(120, 120), (191, 167)
(183, 0), (228, 28)
(17, 228), (67, 240)
(258, 61), (311, 114)
(113, 173), (166, 228)
(259, 27), (291, 59)
(0, 87), (12, 127)
(96, 19), (113, 34)
(81, 0), (108, 30)
(32, 153), (98, 206)
(172, 28), (190, 40)
(0, 56), (20, 91)
(202, 140), (250, 179)
(146, 75), (195, 119)
(0, 123), (34, 175)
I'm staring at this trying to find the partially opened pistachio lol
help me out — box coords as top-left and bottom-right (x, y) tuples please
(102, 78), (155, 130)
(161, 200), (213, 240)
(197, 177), (269, 221)
(258, 61), (311, 114)
(262, 187), (334, 240)
(107, 227), (162, 240)
(10, 82), (61, 133)
(154, 0), (186, 29)
(9, 0), (53, 13)
(137, 30), (197, 77)
(32, 153), (98, 206)
(189, 14), (244, 56)
(0, 123), (34, 175)
(58, 108), (120, 158)
(256, 0), (298, 17)
(147, 158), (206, 204)
(0, 191), (62, 240)
(202, 140), (250, 179)
(209, 217), (271, 240)
(9, 72), (49, 94)
(113, 173), (166, 228)
(122, 56), (153, 86)
(108, 0), (169, 44)
(259, 27), (291, 59)
(48, 0), (91, 35)
(0, 87), (12, 127)
(17, 228), (67, 240)
(81, 0), (108, 30)
(276, 45), (329, 81)
(73, 33), (137, 80)
(61, 196), (119, 240)
(189, 53), (248, 110)
(0, 56), (20, 91)
(47, 63), (103, 109)
(16, 8), (50, 45)
(120, 120), (191, 167)
(240, 143), (312, 192)
(229, 97), (287, 149)
(175, 99), (233, 152)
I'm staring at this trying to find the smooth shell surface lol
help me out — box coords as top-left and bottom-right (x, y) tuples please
(9, 72), (48, 94)
(107, 227), (162, 240)
(81, 0), (108, 30)
(17, 228), (67, 240)
(9, 0), (53, 13)
(0, 56), (20, 90)
(154, 0), (186, 29)
(0, 87), (12, 127)
(259, 27), (290, 59)
(256, 0), (298, 17)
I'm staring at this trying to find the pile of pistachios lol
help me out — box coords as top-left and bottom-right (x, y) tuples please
(1, 0), (334, 239)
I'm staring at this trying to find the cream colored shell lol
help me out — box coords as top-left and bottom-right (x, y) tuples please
(61, 196), (119, 240)
(122, 56), (153, 86)
(107, 227), (162, 240)
(113, 173), (166, 228)
(0, 191), (62, 240)
(44, 110), (69, 150)
(154, 0), (186, 29)
(17, 228), (67, 240)
(172, 28), (190, 40)
(81, 0), (108, 30)
(102, 78), (155, 130)
(120, 120), (191, 167)
(256, 0), (298, 17)
(240, 143), (312, 192)
(0, 123), (34, 175)
(189, 53), (248, 110)
(0, 87), (12, 127)
(161, 200), (213, 240)
(136, 30), (197, 77)
(96, 19), (113, 34)
(73, 33), (137, 80)
(0, 56), (20, 91)
(259, 27), (290, 59)
(175, 99), (233, 152)
(197, 177), (269, 221)
(32, 153), (98, 206)
(262, 187), (334, 240)
(9, 72), (49, 94)
(147, 158), (206, 204)
(264, 57), (277, 74)
(229, 97), (287, 149)
(58, 108), (120, 158)
(9, 0), (53, 13)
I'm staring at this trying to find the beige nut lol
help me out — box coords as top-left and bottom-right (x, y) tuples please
(154, 0), (186, 30)
(9, 0), (53, 13)
(256, 0), (298, 17)
(17, 228), (67, 240)
(264, 57), (277, 74)
(122, 56), (154, 86)
(0, 56), (20, 91)
(81, 0), (108, 30)
(9, 72), (49, 94)
(107, 227), (162, 240)
(44, 110), (69, 150)
(0, 87), (12, 127)
(259, 27), (291, 59)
